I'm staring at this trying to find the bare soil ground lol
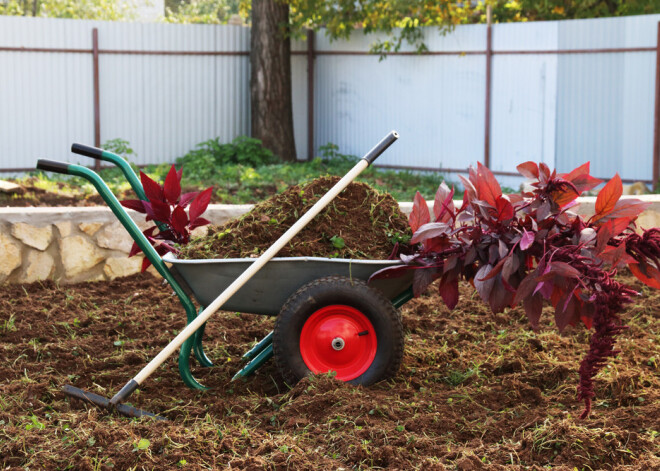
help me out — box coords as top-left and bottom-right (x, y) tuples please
(0, 272), (658, 470)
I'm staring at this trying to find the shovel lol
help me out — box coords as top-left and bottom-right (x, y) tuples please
(62, 131), (399, 419)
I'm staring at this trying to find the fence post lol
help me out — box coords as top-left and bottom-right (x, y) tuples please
(92, 27), (101, 171)
(307, 29), (315, 162)
(484, 6), (492, 169)
(653, 21), (660, 191)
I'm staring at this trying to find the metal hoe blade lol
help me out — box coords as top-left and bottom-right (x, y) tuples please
(62, 385), (167, 420)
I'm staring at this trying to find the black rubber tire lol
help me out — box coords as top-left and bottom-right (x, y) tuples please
(273, 275), (404, 386)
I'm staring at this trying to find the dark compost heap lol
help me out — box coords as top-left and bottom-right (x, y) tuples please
(179, 177), (411, 260)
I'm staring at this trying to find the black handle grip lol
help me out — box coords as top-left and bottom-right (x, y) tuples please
(36, 159), (72, 175)
(362, 130), (399, 165)
(71, 143), (104, 159)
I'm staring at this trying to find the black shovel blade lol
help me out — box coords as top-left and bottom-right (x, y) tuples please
(62, 385), (167, 420)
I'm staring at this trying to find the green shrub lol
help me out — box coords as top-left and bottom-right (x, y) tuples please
(177, 136), (276, 179)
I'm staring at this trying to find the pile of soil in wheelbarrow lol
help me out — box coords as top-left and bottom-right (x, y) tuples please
(179, 176), (411, 260)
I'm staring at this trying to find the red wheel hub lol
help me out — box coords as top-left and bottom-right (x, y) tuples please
(300, 305), (377, 381)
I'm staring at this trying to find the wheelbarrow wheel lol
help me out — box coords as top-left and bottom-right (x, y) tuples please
(273, 275), (403, 386)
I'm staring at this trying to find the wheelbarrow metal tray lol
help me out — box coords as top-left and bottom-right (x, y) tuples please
(163, 254), (412, 316)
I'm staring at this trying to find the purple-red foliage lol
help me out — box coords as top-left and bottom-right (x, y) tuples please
(120, 165), (212, 271)
(371, 161), (660, 417)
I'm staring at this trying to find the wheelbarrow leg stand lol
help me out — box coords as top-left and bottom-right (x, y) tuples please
(185, 306), (213, 368)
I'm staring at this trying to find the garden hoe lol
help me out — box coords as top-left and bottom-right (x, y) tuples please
(61, 130), (399, 420)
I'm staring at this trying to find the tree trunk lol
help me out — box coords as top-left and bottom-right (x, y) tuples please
(250, 0), (297, 162)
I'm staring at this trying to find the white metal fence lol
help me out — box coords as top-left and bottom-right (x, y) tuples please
(1, 14), (660, 186)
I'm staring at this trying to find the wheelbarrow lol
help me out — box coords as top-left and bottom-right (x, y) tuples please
(36, 131), (414, 418)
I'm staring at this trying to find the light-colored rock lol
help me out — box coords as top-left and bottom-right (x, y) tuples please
(0, 232), (21, 279)
(103, 256), (144, 280)
(55, 221), (73, 237)
(79, 222), (103, 236)
(0, 180), (21, 193)
(190, 225), (209, 238)
(11, 222), (52, 250)
(95, 221), (134, 253)
(19, 251), (55, 283)
(59, 235), (104, 277)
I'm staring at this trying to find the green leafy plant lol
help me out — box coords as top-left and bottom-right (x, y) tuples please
(177, 136), (277, 175)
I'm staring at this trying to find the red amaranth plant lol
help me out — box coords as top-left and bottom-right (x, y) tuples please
(120, 165), (212, 271)
(371, 161), (660, 418)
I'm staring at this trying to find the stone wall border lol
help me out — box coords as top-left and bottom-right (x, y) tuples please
(1, 196), (660, 284)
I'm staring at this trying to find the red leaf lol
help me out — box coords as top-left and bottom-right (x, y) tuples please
(600, 243), (636, 268)
(409, 191), (431, 233)
(560, 161), (590, 180)
(596, 217), (630, 253)
(536, 261), (581, 280)
(176, 166), (183, 182)
(594, 174), (622, 219)
(140, 256), (152, 273)
(140, 171), (164, 203)
(163, 165), (182, 205)
(413, 267), (437, 297)
(550, 183), (579, 208)
(474, 264), (495, 304)
(561, 162), (602, 194)
(179, 191), (199, 209)
(458, 175), (477, 203)
(369, 265), (414, 283)
(438, 275), (459, 310)
(517, 161), (539, 179)
(523, 293), (543, 330)
(516, 273), (540, 305)
(475, 162), (502, 207)
(128, 241), (141, 257)
(120, 199), (147, 213)
(171, 206), (189, 234)
(411, 222), (450, 244)
(189, 187), (213, 223)
(433, 182), (455, 223)
(489, 273), (514, 313)
(539, 163), (551, 183)
(629, 262), (660, 290)
(494, 196), (514, 221)
(140, 201), (156, 221)
(189, 217), (210, 230)
(594, 199), (650, 224)
(150, 200), (171, 224)
(554, 292), (580, 332)
(478, 255), (506, 281)
(520, 229), (534, 251)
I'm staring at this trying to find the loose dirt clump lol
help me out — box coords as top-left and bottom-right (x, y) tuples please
(179, 176), (411, 260)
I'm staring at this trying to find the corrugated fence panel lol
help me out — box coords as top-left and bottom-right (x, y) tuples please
(0, 17), (99, 168)
(1, 15), (660, 182)
(313, 26), (487, 170)
(291, 37), (309, 161)
(491, 22), (558, 174)
(98, 22), (250, 166)
(556, 15), (660, 180)
(0, 17), (250, 170)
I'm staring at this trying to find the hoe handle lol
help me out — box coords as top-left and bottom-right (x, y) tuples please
(36, 159), (71, 175)
(71, 143), (104, 159)
(110, 130), (400, 405)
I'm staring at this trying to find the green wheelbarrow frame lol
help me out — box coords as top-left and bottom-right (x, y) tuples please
(37, 144), (414, 390)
